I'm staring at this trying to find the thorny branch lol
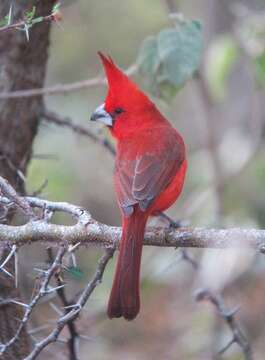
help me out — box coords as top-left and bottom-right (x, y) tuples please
(195, 289), (252, 359)
(24, 248), (114, 360)
(0, 174), (261, 359)
(0, 172), (260, 359)
(0, 176), (34, 217)
(0, 173), (115, 359)
(0, 246), (67, 355)
(0, 3), (62, 39)
(174, 228), (252, 359)
(46, 248), (79, 360)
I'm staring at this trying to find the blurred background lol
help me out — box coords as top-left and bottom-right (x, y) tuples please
(20, 0), (265, 359)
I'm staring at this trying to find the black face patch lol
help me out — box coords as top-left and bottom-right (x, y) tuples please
(114, 107), (124, 115)
(108, 107), (125, 127)
(111, 107), (125, 119)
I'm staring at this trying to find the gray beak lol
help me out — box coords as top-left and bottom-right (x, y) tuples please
(90, 103), (113, 126)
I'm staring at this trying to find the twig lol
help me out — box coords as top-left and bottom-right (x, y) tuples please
(178, 245), (252, 359)
(0, 64), (138, 99)
(0, 152), (26, 183)
(0, 3), (61, 37)
(24, 248), (114, 360)
(0, 192), (264, 250)
(0, 13), (54, 33)
(0, 176), (34, 217)
(195, 289), (252, 359)
(179, 249), (199, 270)
(0, 192), (91, 222)
(47, 248), (79, 360)
(0, 246), (66, 355)
(0, 245), (16, 278)
(42, 109), (116, 155)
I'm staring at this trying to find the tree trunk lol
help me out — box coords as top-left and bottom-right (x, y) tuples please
(0, 1), (56, 358)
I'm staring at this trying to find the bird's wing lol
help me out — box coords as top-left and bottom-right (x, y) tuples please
(115, 130), (185, 216)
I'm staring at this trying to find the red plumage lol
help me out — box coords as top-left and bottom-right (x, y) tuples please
(96, 53), (187, 320)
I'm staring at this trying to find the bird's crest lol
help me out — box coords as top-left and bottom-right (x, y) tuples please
(98, 52), (151, 109)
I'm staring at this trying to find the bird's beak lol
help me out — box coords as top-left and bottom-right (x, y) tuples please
(90, 103), (113, 126)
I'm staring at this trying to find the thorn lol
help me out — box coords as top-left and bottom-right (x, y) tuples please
(28, 324), (51, 334)
(71, 253), (77, 267)
(7, 5), (13, 25)
(57, 337), (68, 344)
(194, 288), (211, 302)
(30, 334), (38, 343)
(0, 245), (16, 269)
(24, 23), (30, 41)
(79, 334), (95, 342)
(0, 344), (6, 354)
(44, 284), (65, 294)
(68, 242), (80, 253)
(225, 306), (241, 318)
(218, 337), (235, 354)
(10, 299), (30, 309)
(14, 250), (18, 288)
(49, 302), (63, 316)
(16, 169), (26, 183)
(33, 267), (48, 275)
(63, 303), (81, 311)
(0, 267), (13, 278)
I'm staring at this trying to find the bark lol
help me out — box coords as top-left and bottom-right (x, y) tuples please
(0, 1), (56, 358)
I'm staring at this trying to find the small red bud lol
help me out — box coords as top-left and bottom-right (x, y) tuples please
(51, 10), (62, 22)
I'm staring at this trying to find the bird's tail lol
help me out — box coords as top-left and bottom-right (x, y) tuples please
(107, 209), (148, 320)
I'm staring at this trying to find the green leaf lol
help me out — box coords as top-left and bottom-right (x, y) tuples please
(137, 36), (160, 75)
(7, 5), (12, 25)
(66, 266), (84, 280)
(0, 12), (11, 27)
(255, 51), (265, 88)
(137, 19), (203, 101)
(137, 36), (162, 97)
(158, 81), (180, 101)
(157, 21), (203, 87)
(25, 6), (36, 23)
(206, 35), (238, 100)
(0, 18), (7, 27)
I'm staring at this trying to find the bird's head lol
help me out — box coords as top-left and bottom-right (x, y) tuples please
(90, 52), (159, 140)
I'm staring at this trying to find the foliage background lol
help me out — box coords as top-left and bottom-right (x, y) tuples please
(17, 0), (265, 359)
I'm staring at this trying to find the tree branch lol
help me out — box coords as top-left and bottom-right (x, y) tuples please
(42, 109), (116, 155)
(0, 64), (138, 99)
(0, 5), (61, 36)
(0, 196), (264, 250)
(46, 248), (79, 360)
(195, 289), (252, 359)
(0, 175), (264, 250)
(0, 246), (67, 355)
(24, 248), (114, 360)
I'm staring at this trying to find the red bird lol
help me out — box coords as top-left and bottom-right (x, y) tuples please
(91, 53), (187, 320)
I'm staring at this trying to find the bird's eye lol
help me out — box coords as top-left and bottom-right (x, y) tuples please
(114, 107), (124, 115)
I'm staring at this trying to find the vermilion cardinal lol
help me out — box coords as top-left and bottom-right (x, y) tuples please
(91, 53), (187, 320)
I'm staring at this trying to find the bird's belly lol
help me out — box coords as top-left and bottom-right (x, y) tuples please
(150, 159), (187, 214)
